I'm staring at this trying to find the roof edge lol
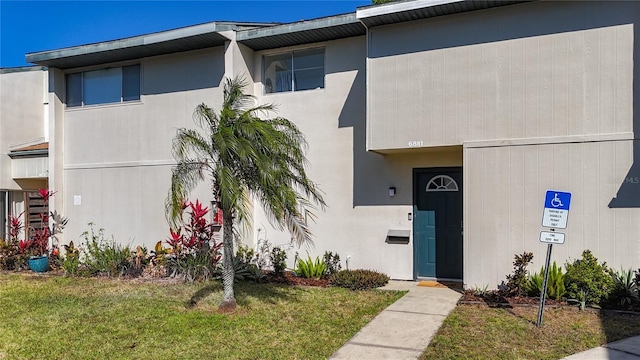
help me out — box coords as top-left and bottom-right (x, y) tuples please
(237, 13), (359, 41)
(25, 21), (274, 65)
(0, 66), (47, 74)
(356, 0), (464, 19)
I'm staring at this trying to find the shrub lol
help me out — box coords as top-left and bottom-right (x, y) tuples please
(233, 244), (265, 283)
(0, 213), (30, 270)
(81, 223), (132, 277)
(607, 268), (639, 308)
(236, 244), (256, 265)
(61, 241), (80, 276)
(164, 200), (223, 281)
(502, 252), (534, 297)
(255, 239), (272, 271)
(270, 246), (287, 277)
(564, 250), (614, 306)
(526, 261), (566, 300)
(323, 251), (341, 277)
(166, 251), (216, 282)
(294, 254), (326, 279)
(329, 269), (390, 290)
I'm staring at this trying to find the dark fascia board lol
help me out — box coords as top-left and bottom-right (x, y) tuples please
(8, 150), (49, 159)
(237, 13), (366, 51)
(25, 22), (274, 70)
(356, 0), (533, 27)
(0, 66), (47, 74)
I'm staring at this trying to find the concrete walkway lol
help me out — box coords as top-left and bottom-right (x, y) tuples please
(329, 280), (461, 359)
(563, 336), (640, 359)
(329, 280), (640, 359)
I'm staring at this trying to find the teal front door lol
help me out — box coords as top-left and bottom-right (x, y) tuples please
(414, 168), (463, 279)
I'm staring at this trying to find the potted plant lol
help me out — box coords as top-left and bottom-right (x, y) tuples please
(27, 189), (68, 273)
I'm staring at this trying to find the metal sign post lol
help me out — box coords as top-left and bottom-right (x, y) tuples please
(537, 190), (571, 328)
(536, 243), (553, 327)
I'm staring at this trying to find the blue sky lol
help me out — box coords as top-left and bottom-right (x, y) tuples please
(0, 0), (371, 68)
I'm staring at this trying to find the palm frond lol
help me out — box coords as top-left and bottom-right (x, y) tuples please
(166, 75), (325, 249)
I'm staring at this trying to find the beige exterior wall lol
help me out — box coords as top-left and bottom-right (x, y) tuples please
(247, 36), (462, 278)
(367, 1), (635, 151)
(0, 68), (48, 189)
(59, 48), (224, 247)
(464, 140), (640, 289)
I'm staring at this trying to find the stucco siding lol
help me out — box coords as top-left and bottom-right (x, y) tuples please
(368, 1), (635, 151)
(464, 140), (640, 289)
(60, 48), (225, 247)
(0, 69), (47, 189)
(247, 37), (464, 279)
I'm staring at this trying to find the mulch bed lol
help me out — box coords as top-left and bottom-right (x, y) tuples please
(459, 290), (568, 308)
(264, 271), (329, 287)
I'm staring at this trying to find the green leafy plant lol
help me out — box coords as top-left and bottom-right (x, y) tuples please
(526, 261), (566, 300)
(502, 252), (534, 297)
(329, 269), (390, 290)
(564, 250), (614, 306)
(472, 285), (489, 297)
(81, 223), (132, 277)
(270, 246), (287, 277)
(607, 268), (639, 308)
(233, 244), (265, 283)
(568, 289), (590, 311)
(295, 254), (327, 279)
(323, 251), (341, 277)
(167, 250), (216, 282)
(149, 241), (170, 267)
(61, 241), (80, 276)
(236, 244), (256, 266)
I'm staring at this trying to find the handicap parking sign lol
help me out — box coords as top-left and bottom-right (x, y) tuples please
(542, 190), (571, 229)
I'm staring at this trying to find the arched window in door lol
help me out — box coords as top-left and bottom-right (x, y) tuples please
(426, 175), (459, 192)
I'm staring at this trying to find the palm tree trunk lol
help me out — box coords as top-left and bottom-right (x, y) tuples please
(219, 212), (236, 311)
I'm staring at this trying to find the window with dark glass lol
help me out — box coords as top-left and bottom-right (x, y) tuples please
(65, 64), (141, 107)
(264, 48), (324, 94)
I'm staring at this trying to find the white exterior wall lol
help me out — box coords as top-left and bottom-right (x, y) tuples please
(464, 140), (640, 289)
(60, 48), (224, 247)
(0, 68), (48, 189)
(246, 37), (462, 279)
(365, 0), (640, 286)
(367, 1), (634, 150)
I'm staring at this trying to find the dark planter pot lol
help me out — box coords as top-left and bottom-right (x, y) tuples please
(28, 255), (49, 273)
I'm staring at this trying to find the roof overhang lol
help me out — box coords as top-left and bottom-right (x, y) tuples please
(237, 13), (366, 51)
(8, 142), (49, 158)
(25, 22), (272, 70)
(0, 66), (47, 74)
(356, 0), (532, 27)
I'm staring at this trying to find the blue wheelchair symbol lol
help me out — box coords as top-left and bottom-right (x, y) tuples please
(544, 191), (571, 211)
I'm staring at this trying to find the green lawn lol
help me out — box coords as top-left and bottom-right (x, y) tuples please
(423, 304), (640, 359)
(0, 273), (404, 359)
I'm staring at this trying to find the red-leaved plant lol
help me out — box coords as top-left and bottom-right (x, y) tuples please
(164, 199), (223, 278)
(25, 189), (67, 256)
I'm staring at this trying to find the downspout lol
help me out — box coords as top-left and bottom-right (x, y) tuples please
(356, 17), (371, 153)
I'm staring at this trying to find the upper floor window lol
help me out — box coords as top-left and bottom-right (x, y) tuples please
(263, 48), (324, 94)
(66, 64), (140, 107)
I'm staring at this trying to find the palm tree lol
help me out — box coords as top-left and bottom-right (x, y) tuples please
(166, 76), (325, 311)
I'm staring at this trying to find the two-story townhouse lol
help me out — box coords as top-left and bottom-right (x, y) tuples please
(22, 0), (640, 288)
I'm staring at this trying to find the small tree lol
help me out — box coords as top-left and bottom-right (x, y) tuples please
(564, 250), (614, 306)
(167, 76), (325, 311)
